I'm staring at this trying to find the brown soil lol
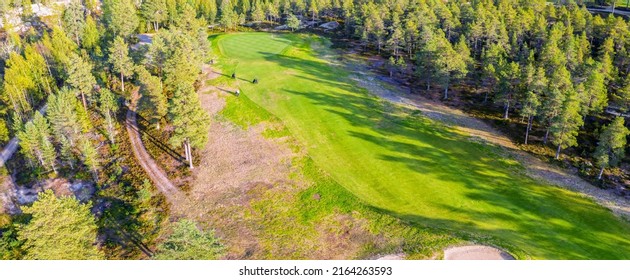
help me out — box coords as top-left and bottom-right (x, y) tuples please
(170, 88), (297, 258)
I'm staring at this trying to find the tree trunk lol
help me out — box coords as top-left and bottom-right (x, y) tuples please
(184, 142), (189, 162)
(543, 127), (550, 144)
(121, 72), (125, 92)
(107, 112), (115, 145)
(555, 144), (562, 160)
(81, 92), (87, 110)
(598, 166), (605, 180)
(187, 141), (194, 169)
(503, 101), (510, 119)
(524, 115), (532, 145)
(443, 77), (450, 99)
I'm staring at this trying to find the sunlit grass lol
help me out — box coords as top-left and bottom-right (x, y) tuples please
(211, 32), (630, 259)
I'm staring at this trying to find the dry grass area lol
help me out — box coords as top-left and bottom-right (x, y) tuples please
(168, 90), (387, 259)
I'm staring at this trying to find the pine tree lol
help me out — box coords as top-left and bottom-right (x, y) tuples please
(24, 44), (55, 99)
(47, 88), (83, 148)
(98, 88), (119, 144)
(616, 73), (630, 111)
(496, 60), (520, 119)
(2, 52), (35, 119)
(59, 136), (76, 170)
(32, 112), (56, 173)
(415, 27), (438, 91)
(541, 66), (571, 144)
(287, 13), (300, 31)
(199, 0), (218, 23)
(520, 65), (546, 145)
(108, 36), (134, 92)
(66, 53), (96, 109)
(251, 0), (265, 23)
(17, 120), (40, 167)
(594, 117), (630, 180)
(579, 62), (608, 119)
(137, 67), (167, 129)
(78, 137), (99, 180)
(81, 15), (101, 56)
(141, 0), (168, 31)
(550, 90), (583, 159)
(386, 12), (404, 57)
(437, 33), (470, 99)
(103, 0), (139, 38)
(146, 32), (168, 78)
(219, 0), (240, 31)
(168, 85), (210, 169)
(18, 190), (103, 260)
(62, 0), (85, 45)
(480, 44), (506, 103)
(43, 27), (78, 73)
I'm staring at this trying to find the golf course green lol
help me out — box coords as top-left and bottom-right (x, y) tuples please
(210, 32), (630, 259)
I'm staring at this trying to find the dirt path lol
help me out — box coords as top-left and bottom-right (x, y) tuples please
(337, 51), (630, 220)
(125, 89), (181, 202)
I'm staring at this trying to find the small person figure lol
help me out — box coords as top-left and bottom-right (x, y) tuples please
(231, 73), (236, 79)
(235, 89), (240, 96)
(253, 78), (258, 84)
(210, 59), (214, 64)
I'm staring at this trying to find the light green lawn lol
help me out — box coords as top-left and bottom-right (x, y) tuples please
(210, 32), (630, 259)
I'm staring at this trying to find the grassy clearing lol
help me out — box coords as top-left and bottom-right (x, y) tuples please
(211, 32), (630, 259)
(206, 69), (461, 259)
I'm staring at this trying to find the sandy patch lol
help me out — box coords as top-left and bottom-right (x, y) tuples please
(444, 245), (514, 260)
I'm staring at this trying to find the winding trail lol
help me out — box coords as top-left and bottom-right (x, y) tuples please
(125, 89), (181, 202)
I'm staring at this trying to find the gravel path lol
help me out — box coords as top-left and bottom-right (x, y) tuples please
(126, 90), (181, 202)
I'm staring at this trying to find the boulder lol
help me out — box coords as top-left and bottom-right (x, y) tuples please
(320, 21), (340, 30)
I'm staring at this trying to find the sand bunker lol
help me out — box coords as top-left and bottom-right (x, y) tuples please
(444, 245), (514, 260)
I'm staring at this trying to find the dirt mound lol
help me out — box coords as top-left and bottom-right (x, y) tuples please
(443, 245), (514, 260)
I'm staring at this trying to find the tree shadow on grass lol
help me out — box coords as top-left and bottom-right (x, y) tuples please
(251, 49), (630, 259)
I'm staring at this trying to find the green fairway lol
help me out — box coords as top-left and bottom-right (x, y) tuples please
(211, 32), (630, 259)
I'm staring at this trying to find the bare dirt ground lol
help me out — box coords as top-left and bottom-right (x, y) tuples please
(443, 245), (515, 260)
(338, 51), (630, 220)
